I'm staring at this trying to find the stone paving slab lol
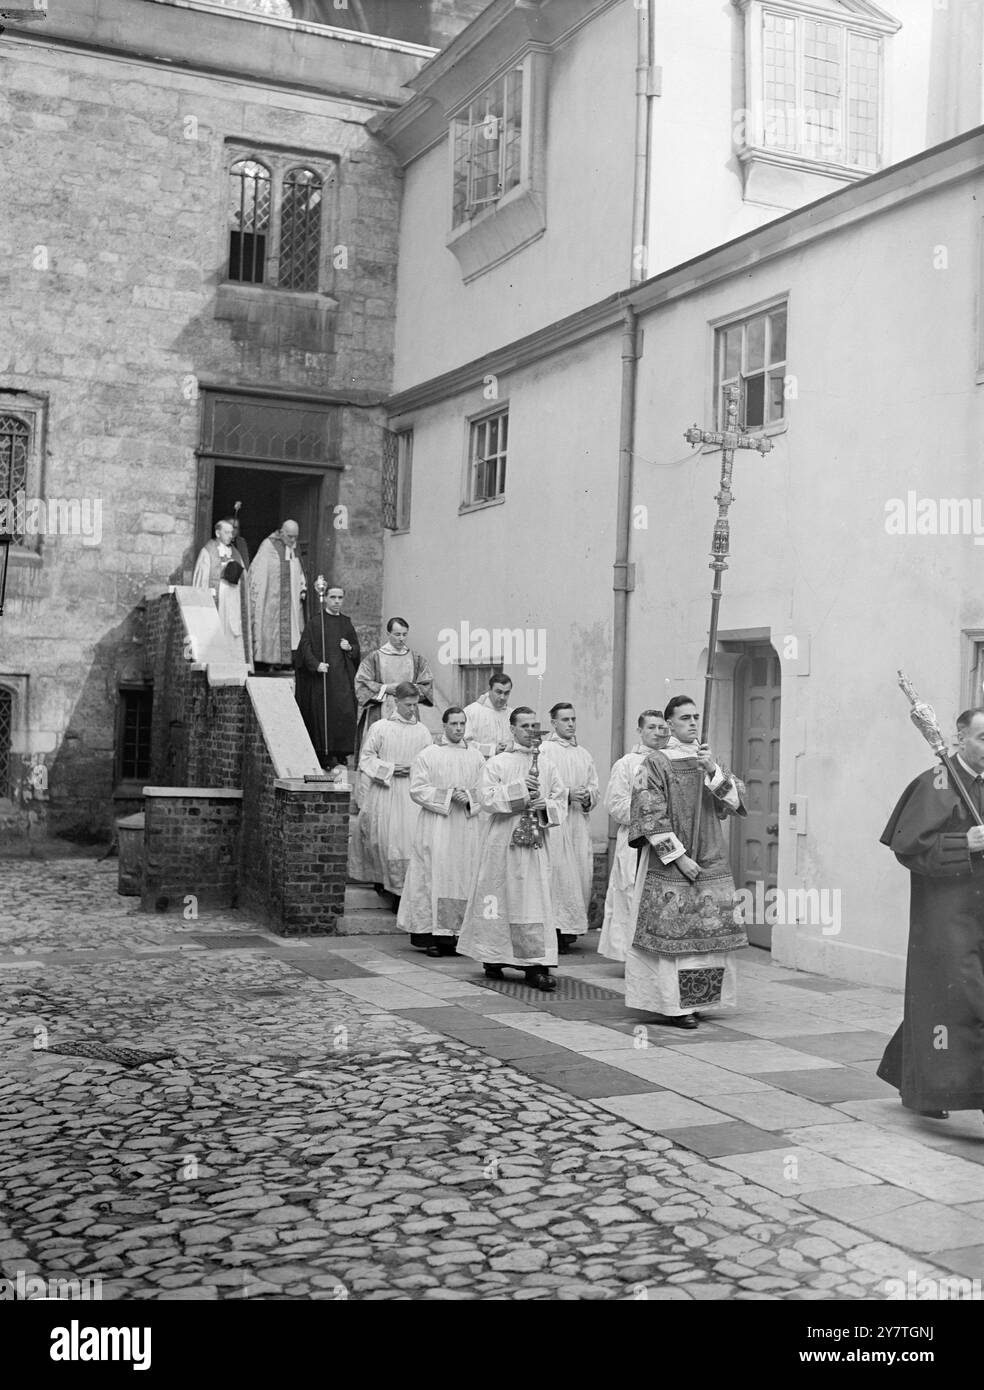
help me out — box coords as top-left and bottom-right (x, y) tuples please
(2, 858), (982, 1301)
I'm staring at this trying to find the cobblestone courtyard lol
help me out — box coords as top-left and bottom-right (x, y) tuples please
(3, 857), (984, 1301)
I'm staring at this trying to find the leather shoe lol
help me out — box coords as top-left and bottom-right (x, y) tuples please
(651, 1012), (698, 1029)
(525, 969), (557, 992)
(483, 964), (505, 979)
(917, 1109), (950, 1119)
(409, 933), (431, 949)
(425, 945), (442, 958)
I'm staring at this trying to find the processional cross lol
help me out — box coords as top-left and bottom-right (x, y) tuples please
(684, 383), (773, 743)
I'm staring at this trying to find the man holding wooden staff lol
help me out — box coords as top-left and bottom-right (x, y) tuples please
(878, 695), (984, 1123)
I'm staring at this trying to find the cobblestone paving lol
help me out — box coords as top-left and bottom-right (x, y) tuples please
(2, 858), (983, 1300)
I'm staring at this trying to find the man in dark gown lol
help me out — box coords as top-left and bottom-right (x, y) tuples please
(877, 707), (984, 1122)
(294, 585), (361, 769)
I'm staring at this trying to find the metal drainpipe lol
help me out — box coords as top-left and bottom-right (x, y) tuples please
(609, 305), (639, 872)
(608, 0), (652, 871)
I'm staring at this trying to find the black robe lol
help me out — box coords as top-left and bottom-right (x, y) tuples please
(294, 612), (361, 757)
(877, 762), (984, 1111)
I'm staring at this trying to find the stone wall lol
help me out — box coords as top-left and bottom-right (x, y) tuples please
(0, 0), (418, 840)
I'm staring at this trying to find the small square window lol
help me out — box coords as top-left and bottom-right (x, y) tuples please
(715, 305), (788, 430)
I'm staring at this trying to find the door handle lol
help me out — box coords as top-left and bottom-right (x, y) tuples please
(766, 822), (779, 836)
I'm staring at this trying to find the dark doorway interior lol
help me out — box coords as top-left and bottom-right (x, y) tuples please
(211, 466), (320, 579)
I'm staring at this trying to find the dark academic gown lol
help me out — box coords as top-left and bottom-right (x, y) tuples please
(877, 762), (984, 1111)
(294, 613), (361, 758)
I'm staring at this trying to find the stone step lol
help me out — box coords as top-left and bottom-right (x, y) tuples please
(336, 881), (402, 935)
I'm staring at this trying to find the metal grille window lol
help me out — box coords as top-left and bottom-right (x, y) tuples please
(382, 428), (413, 531)
(204, 396), (336, 464)
(0, 415), (29, 529)
(452, 68), (524, 228)
(716, 305), (787, 430)
(117, 688), (153, 783)
(279, 168), (323, 292)
(228, 159), (271, 284)
(0, 688), (12, 799)
(459, 664), (504, 706)
(760, 8), (883, 170)
(466, 411), (508, 506)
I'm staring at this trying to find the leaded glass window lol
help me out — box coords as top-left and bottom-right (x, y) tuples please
(452, 68), (524, 228)
(0, 415), (29, 532)
(279, 168), (323, 292)
(229, 159), (271, 284)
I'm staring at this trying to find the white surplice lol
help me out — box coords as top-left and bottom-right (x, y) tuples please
(624, 738), (743, 1015)
(597, 744), (647, 962)
(457, 747), (565, 967)
(463, 695), (514, 759)
(537, 735), (599, 936)
(347, 714), (432, 892)
(396, 739), (486, 937)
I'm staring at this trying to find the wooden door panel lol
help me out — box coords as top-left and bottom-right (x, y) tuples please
(734, 643), (781, 950)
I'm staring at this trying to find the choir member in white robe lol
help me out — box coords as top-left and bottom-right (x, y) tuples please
(457, 708), (566, 992)
(463, 674), (514, 758)
(538, 702), (600, 950)
(598, 710), (670, 963)
(625, 695), (747, 1028)
(397, 707), (485, 956)
(347, 683), (432, 908)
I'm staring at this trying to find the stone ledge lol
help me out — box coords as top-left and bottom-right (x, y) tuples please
(143, 786), (244, 799)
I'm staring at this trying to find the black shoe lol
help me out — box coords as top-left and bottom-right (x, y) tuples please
(525, 969), (557, 993)
(651, 1012), (698, 1029)
(435, 939), (459, 957)
(483, 965), (505, 979)
(425, 945), (442, 958)
(917, 1109), (950, 1119)
(410, 933), (432, 950)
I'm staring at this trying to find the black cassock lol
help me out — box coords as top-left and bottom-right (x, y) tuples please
(877, 762), (984, 1111)
(294, 611), (361, 758)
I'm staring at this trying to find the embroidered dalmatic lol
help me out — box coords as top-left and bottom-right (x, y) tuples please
(463, 695), (514, 758)
(355, 645), (435, 739)
(397, 739), (486, 937)
(538, 735), (599, 935)
(625, 740), (747, 1014)
(347, 714), (432, 892)
(598, 744), (648, 962)
(457, 748), (566, 968)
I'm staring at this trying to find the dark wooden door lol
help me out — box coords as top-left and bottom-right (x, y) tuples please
(732, 643), (781, 949)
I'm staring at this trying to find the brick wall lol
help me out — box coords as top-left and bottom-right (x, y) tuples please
(141, 790), (242, 911)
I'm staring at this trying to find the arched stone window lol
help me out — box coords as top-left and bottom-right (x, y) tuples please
(279, 168), (323, 292)
(228, 159), (272, 284)
(0, 415), (30, 528)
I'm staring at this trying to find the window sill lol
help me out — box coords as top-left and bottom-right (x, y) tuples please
(385, 526), (411, 536)
(739, 147), (872, 211)
(458, 496), (506, 516)
(217, 282), (339, 309)
(113, 782), (149, 801)
(446, 186), (546, 284)
(5, 546), (42, 567)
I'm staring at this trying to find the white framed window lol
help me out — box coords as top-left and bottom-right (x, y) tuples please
(736, 1), (899, 176)
(715, 303), (788, 430)
(452, 67), (524, 229)
(464, 409), (508, 508)
(445, 52), (548, 282)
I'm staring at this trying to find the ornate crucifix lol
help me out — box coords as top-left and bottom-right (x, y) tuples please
(684, 383), (773, 743)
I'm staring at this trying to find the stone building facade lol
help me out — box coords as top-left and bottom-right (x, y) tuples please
(0, 0), (485, 839)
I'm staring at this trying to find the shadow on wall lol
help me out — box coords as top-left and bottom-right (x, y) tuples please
(45, 606), (148, 844)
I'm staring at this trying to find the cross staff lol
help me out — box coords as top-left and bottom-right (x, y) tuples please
(684, 383), (773, 744)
